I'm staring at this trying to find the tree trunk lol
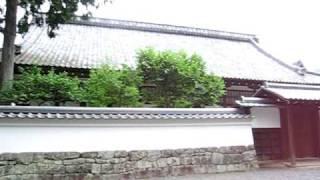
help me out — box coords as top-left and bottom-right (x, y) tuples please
(0, 0), (18, 90)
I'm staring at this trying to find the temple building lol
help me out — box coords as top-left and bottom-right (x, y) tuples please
(1, 17), (320, 165)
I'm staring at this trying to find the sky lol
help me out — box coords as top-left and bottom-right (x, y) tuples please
(88, 0), (320, 72)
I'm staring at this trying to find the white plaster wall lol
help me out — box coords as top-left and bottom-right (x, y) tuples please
(251, 107), (281, 128)
(0, 119), (253, 153)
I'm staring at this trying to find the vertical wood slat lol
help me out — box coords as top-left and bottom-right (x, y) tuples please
(318, 107), (320, 157)
(252, 128), (282, 160)
(287, 105), (296, 166)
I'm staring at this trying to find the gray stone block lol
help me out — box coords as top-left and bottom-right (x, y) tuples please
(95, 159), (110, 164)
(100, 164), (113, 174)
(156, 158), (168, 168)
(167, 157), (180, 166)
(200, 156), (211, 165)
(207, 165), (217, 173)
(230, 146), (247, 153)
(146, 150), (161, 161)
(81, 152), (99, 159)
(0, 175), (19, 180)
(45, 152), (80, 160)
(108, 158), (127, 164)
(32, 153), (45, 162)
(0, 166), (7, 176)
(97, 152), (114, 160)
(207, 147), (218, 152)
(63, 158), (86, 165)
(65, 164), (92, 173)
(37, 163), (65, 174)
(16, 153), (34, 165)
(113, 151), (128, 158)
(223, 154), (243, 164)
(178, 165), (194, 176)
(39, 159), (63, 165)
(179, 157), (192, 165)
(211, 153), (224, 164)
(191, 157), (201, 165)
(243, 150), (257, 162)
(136, 160), (153, 169)
(192, 165), (208, 174)
(91, 164), (101, 174)
(129, 151), (147, 161)
(216, 165), (227, 173)
(0, 161), (8, 166)
(160, 150), (174, 158)
(0, 154), (17, 161)
(217, 146), (233, 154)
(135, 169), (153, 179)
(7, 164), (38, 175)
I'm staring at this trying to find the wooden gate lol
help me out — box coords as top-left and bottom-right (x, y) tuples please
(280, 105), (320, 160)
(290, 106), (319, 158)
(252, 128), (282, 160)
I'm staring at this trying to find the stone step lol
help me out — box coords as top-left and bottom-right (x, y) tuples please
(259, 158), (320, 169)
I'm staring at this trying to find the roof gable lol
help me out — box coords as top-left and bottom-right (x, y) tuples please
(255, 82), (320, 101)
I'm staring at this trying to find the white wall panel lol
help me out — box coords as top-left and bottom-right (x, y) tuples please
(251, 107), (281, 128)
(0, 119), (253, 153)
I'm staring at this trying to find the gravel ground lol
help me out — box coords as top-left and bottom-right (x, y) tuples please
(153, 167), (320, 180)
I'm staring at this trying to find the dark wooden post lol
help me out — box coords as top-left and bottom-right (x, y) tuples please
(318, 107), (320, 157)
(286, 104), (296, 167)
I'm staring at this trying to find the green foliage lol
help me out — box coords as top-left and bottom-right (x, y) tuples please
(84, 65), (142, 107)
(16, 0), (109, 37)
(0, 67), (82, 105)
(137, 48), (225, 107)
(0, 48), (224, 108)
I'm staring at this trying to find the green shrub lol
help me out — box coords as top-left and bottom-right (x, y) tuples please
(137, 48), (225, 107)
(84, 65), (142, 107)
(0, 67), (82, 105)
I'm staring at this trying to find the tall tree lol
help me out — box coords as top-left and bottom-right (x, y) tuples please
(0, 0), (106, 90)
(0, 0), (18, 90)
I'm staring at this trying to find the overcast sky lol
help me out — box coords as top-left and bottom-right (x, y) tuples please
(89, 0), (320, 71)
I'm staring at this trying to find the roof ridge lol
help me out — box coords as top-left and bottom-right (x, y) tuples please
(249, 39), (303, 75)
(306, 70), (320, 76)
(69, 17), (258, 42)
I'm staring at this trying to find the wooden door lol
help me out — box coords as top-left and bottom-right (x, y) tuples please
(252, 128), (282, 160)
(291, 106), (318, 158)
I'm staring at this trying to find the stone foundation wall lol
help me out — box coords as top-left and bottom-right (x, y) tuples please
(0, 146), (257, 180)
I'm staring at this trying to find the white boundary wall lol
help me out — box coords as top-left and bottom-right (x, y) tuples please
(0, 118), (253, 153)
(251, 107), (281, 128)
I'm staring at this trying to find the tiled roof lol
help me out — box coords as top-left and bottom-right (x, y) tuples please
(0, 106), (251, 119)
(236, 97), (276, 107)
(8, 17), (320, 84)
(256, 82), (320, 101)
(69, 18), (258, 42)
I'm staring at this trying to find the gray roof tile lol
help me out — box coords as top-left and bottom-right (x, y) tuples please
(256, 82), (320, 101)
(236, 97), (276, 107)
(7, 17), (320, 84)
(0, 106), (250, 120)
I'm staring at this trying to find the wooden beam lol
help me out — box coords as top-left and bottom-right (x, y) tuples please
(286, 105), (296, 167)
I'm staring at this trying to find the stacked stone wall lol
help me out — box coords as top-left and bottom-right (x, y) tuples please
(0, 145), (257, 180)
